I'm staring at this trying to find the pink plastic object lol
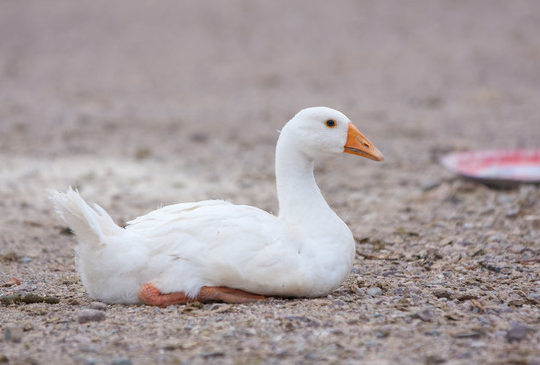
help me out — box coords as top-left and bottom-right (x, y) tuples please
(441, 149), (540, 187)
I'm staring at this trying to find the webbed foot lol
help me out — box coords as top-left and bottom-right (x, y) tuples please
(138, 283), (267, 307)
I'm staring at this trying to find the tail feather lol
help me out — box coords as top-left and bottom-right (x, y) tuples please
(48, 187), (122, 246)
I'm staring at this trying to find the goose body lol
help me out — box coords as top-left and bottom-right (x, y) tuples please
(50, 107), (383, 306)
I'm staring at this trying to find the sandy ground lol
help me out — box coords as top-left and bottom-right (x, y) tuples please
(1, 1), (540, 364)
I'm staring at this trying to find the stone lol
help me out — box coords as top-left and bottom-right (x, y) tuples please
(5, 324), (23, 343)
(88, 301), (108, 311)
(432, 289), (452, 299)
(111, 358), (132, 365)
(71, 335), (91, 345)
(425, 354), (446, 365)
(505, 321), (528, 342)
(413, 309), (433, 322)
(376, 325), (392, 338)
(366, 287), (382, 296)
(78, 309), (106, 323)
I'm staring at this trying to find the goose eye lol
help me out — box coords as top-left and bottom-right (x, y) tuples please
(326, 120), (336, 128)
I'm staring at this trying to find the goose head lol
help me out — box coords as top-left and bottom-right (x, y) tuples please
(281, 107), (384, 161)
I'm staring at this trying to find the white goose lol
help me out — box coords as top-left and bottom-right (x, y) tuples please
(49, 107), (383, 306)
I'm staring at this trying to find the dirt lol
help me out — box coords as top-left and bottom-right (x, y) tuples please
(1, 1), (540, 364)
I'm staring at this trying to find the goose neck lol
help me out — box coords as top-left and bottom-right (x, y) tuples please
(275, 135), (333, 224)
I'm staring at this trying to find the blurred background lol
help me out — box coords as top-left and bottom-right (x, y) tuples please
(1, 0), (539, 155)
(1, 0), (539, 222)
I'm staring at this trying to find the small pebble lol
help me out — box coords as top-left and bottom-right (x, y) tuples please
(463, 222), (474, 229)
(505, 207), (520, 218)
(432, 289), (452, 299)
(421, 180), (442, 192)
(112, 358), (132, 365)
(376, 325), (392, 338)
(71, 335), (91, 345)
(505, 321), (528, 342)
(425, 354), (446, 365)
(453, 331), (483, 339)
(366, 287), (382, 296)
(89, 301), (108, 311)
(413, 309), (433, 322)
(5, 324), (23, 343)
(78, 309), (106, 323)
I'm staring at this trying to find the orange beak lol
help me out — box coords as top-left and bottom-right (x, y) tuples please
(344, 123), (384, 161)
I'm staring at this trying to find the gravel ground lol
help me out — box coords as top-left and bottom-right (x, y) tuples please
(1, 1), (540, 364)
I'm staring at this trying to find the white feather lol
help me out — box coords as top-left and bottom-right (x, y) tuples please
(49, 107), (379, 304)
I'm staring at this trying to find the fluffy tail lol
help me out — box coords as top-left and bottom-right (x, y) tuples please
(48, 187), (123, 246)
